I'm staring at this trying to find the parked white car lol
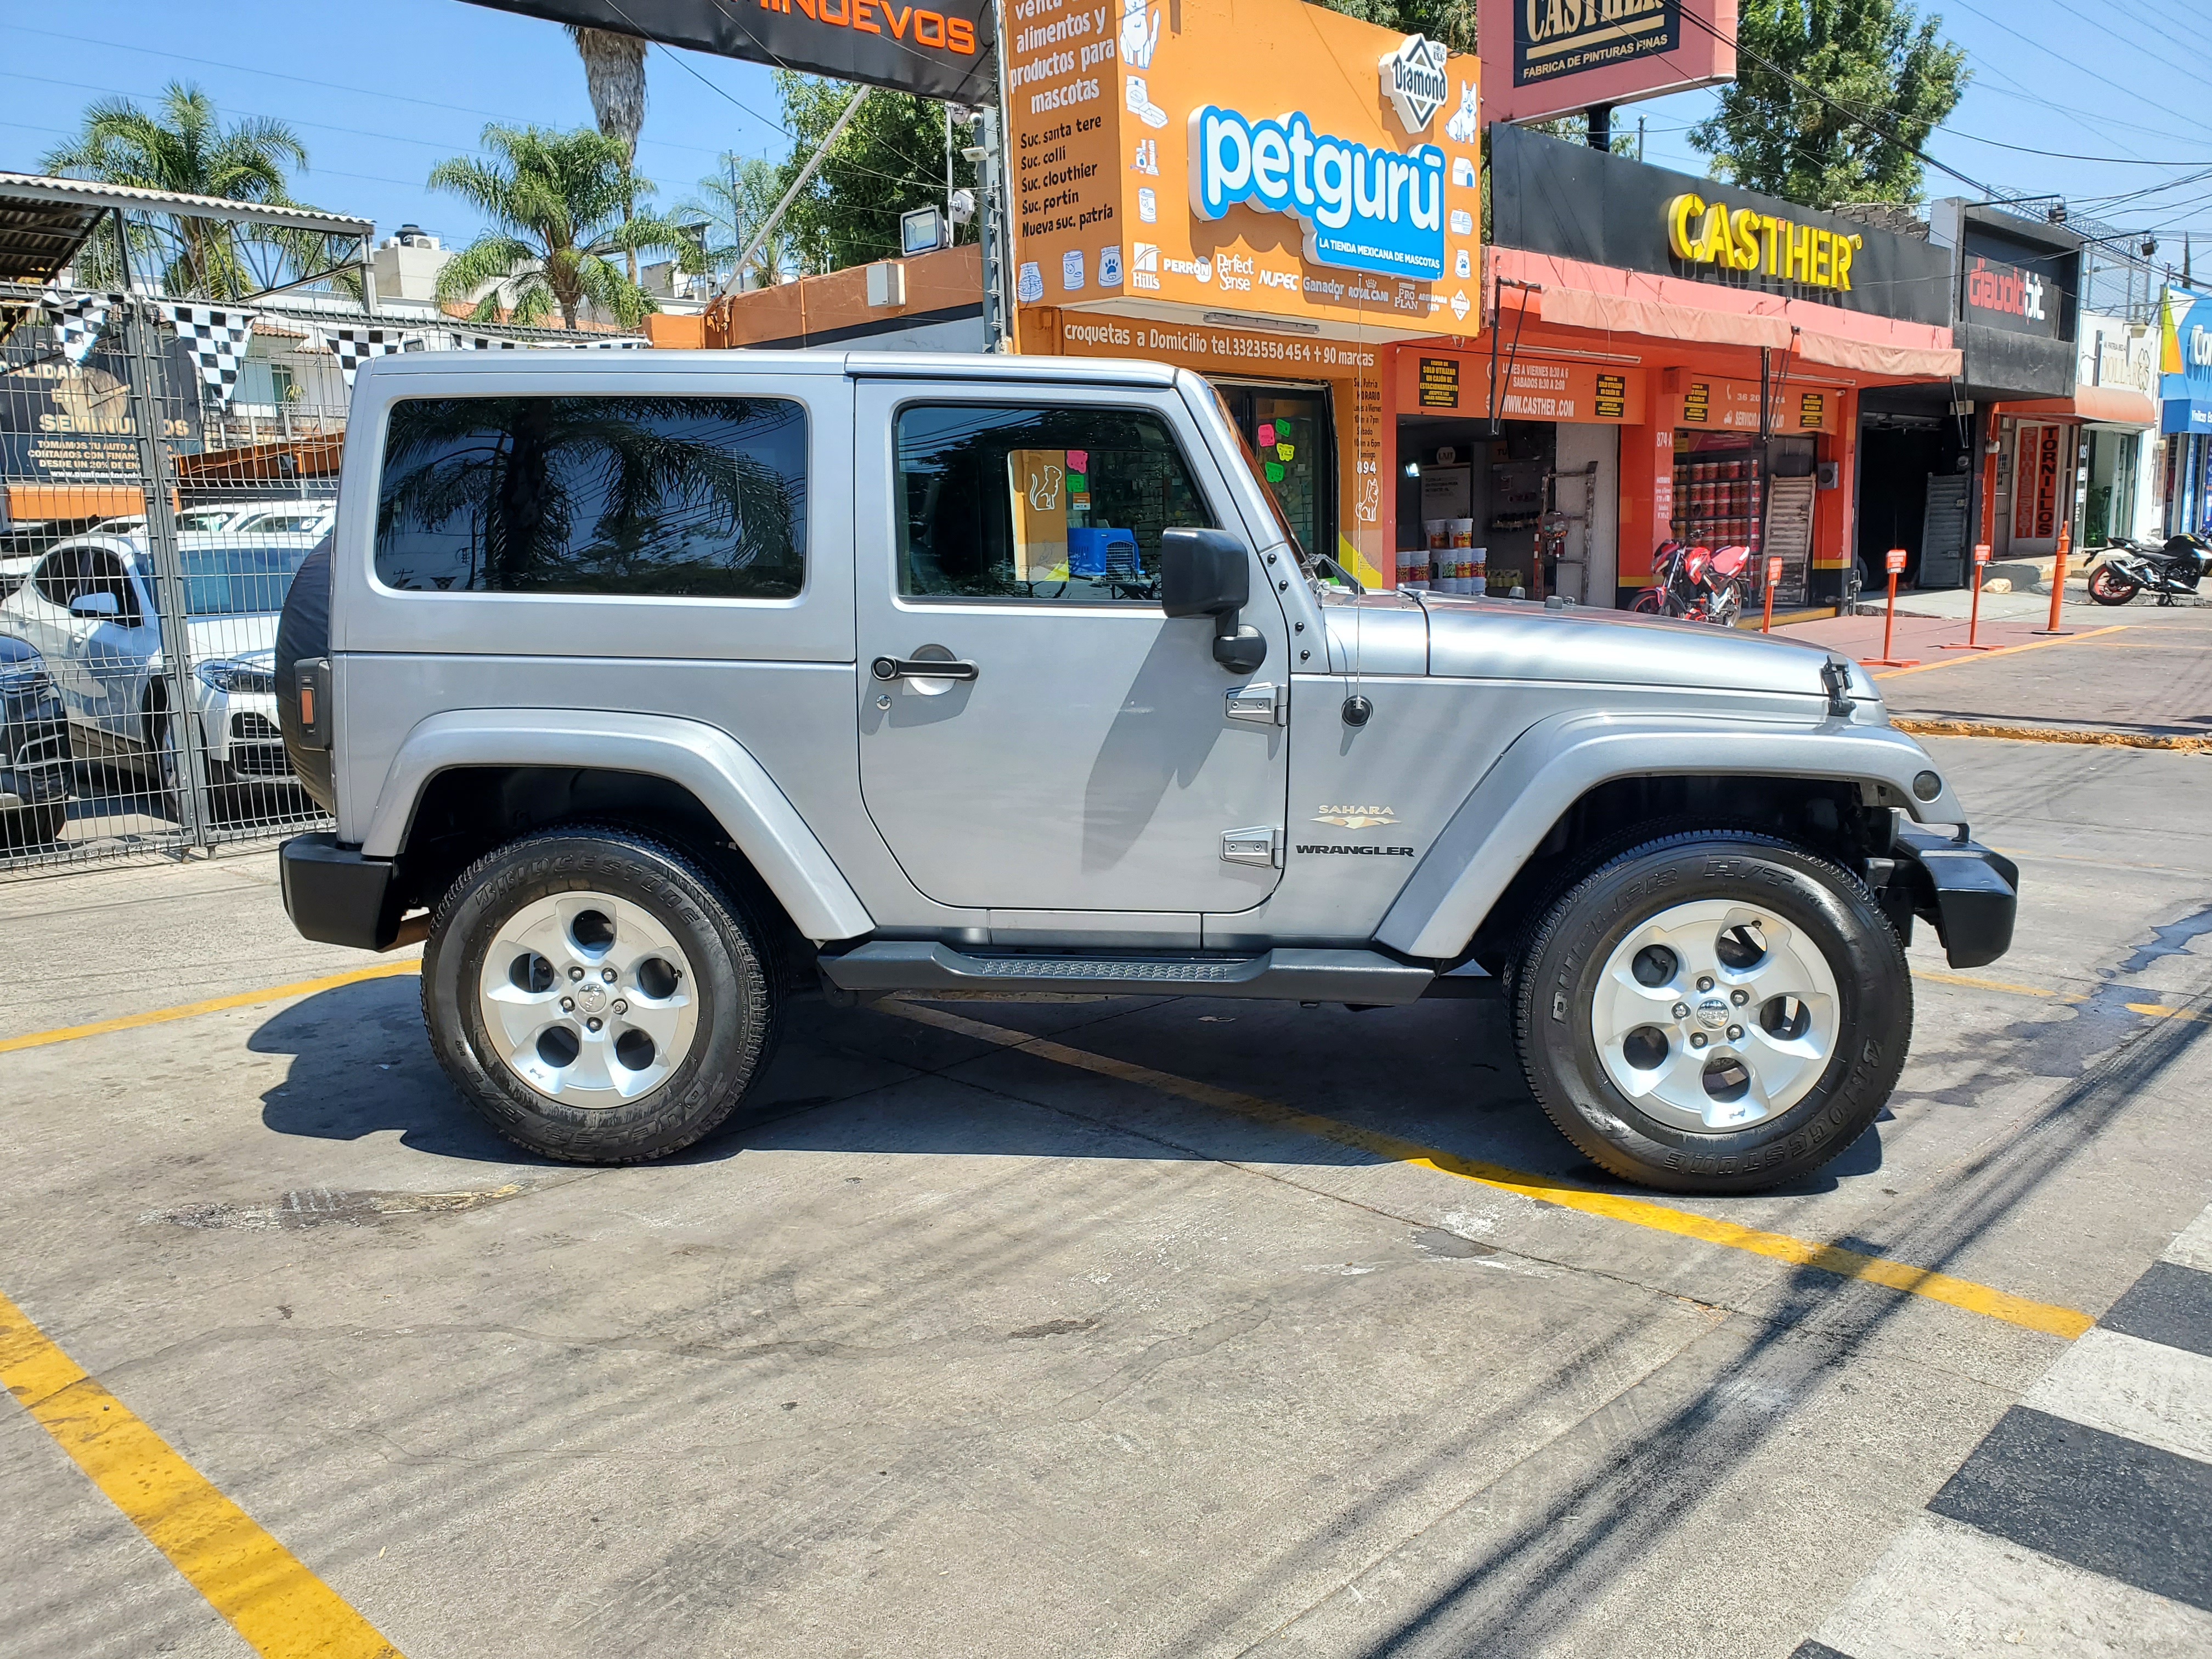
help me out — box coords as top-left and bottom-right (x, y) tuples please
(0, 532), (317, 800)
(95, 498), (335, 539)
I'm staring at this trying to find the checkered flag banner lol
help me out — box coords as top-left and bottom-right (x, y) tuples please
(448, 331), (645, 351)
(42, 289), (112, 364)
(160, 303), (259, 405)
(453, 332), (523, 351)
(296, 323), (424, 387)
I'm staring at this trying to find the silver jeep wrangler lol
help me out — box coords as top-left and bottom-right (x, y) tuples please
(274, 351), (2016, 1194)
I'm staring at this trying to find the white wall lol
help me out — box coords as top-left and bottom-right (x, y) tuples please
(1555, 423), (1620, 603)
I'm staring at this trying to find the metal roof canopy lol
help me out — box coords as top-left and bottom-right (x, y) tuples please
(0, 171), (374, 291)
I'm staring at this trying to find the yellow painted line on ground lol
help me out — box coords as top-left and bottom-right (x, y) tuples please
(0, 1288), (402, 1658)
(1871, 624), (2128, 680)
(1893, 716), (2212, 753)
(2126, 1002), (2212, 1025)
(882, 999), (2093, 1340)
(0, 959), (421, 1057)
(1912, 968), (2089, 1003)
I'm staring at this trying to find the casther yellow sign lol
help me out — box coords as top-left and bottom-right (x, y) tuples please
(1665, 191), (1865, 291)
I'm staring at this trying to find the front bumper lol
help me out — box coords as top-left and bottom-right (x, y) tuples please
(1882, 821), (2018, 969)
(280, 832), (402, 950)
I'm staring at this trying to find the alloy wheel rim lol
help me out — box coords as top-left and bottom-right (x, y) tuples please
(476, 889), (699, 1107)
(1588, 898), (1841, 1134)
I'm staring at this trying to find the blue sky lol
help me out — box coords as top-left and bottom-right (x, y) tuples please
(4, 0), (2211, 257)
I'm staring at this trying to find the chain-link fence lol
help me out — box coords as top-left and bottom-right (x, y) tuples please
(2, 280), (647, 877)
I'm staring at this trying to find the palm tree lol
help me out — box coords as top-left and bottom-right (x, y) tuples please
(678, 154), (797, 292)
(42, 82), (318, 297)
(429, 125), (685, 330)
(566, 26), (647, 283)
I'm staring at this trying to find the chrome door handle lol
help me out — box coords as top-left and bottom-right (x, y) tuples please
(871, 656), (979, 682)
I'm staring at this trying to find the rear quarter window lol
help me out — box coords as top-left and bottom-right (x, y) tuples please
(373, 394), (807, 599)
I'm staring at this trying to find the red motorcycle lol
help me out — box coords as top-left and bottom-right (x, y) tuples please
(1632, 539), (1752, 626)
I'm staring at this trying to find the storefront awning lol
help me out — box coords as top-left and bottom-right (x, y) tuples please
(1791, 329), (1962, 380)
(2010, 386), (2160, 427)
(1539, 283), (1963, 379)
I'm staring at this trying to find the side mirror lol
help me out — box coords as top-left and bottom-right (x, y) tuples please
(69, 591), (120, 620)
(1159, 527), (1266, 674)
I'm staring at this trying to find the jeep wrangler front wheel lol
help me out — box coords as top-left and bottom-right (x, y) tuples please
(1513, 830), (1910, 1195)
(422, 826), (779, 1163)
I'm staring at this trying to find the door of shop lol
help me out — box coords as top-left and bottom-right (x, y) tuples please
(1213, 383), (1334, 562)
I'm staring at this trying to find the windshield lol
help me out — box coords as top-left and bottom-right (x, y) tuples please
(1211, 387), (1313, 574)
(149, 545), (311, 616)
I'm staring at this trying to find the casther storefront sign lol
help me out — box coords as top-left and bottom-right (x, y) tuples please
(1928, 199), (2080, 399)
(1488, 125), (1952, 325)
(1514, 0), (1677, 86)
(461, 0), (996, 103)
(1479, 0), (1734, 124)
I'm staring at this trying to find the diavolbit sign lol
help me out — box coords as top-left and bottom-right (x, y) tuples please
(462, 0), (997, 104)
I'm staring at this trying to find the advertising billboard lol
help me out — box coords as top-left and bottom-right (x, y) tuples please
(2159, 285), (2212, 433)
(1003, 0), (1483, 342)
(1489, 125), (1952, 326)
(1480, 0), (1737, 125)
(462, 0), (997, 104)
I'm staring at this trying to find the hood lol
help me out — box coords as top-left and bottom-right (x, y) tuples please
(1414, 594), (1878, 702)
(178, 613), (279, 669)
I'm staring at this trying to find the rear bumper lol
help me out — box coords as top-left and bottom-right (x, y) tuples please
(1889, 822), (2018, 970)
(280, 832), (401, 950)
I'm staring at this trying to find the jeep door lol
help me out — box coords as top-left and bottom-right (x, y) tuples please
(852, 379), (1290, 915)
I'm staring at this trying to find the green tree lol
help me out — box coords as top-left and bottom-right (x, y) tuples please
(1305, 0), (1475, 52)
(772, 74), (976, 273)
(678, 154), (799, 292)
(41, 81), (323, 298)
(429, 125), (685, 329)
(1689, 0), (1968, 207)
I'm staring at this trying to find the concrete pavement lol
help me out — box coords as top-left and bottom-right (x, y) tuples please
(1, 730), (2208, 1657)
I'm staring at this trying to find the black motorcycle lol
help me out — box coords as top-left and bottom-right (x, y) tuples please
(2089, 533), (2211, 606)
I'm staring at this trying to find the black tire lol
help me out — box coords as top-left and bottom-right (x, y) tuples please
(1630, 590), (1664, 614)
(2087, 563), (2138, 606)
(0, 802), (66, 848)
(1513, 830), (1910, 1195)
(422, 825), (780, 1163)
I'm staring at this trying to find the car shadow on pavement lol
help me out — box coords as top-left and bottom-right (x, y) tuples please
(245, 978), (1880, 1194)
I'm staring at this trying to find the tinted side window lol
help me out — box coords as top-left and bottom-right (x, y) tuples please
(894, 404), (1212, 603)
(32, 549), (84, 608)
(374, 396), (806, 599)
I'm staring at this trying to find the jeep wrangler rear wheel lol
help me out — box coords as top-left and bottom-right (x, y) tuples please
(422, 826), (779, 1163)
(1513, 830), (1910, 1195)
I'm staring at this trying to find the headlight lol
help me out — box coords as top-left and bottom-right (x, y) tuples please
(193, 659), (277, 695)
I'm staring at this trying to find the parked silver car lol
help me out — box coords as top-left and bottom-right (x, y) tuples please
(0, 532), (315, 799)
(275, 351), (2017, 1194)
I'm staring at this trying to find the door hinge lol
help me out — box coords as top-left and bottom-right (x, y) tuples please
(1225, 681), (1288, 726)
(1220, 825), (1284, 867)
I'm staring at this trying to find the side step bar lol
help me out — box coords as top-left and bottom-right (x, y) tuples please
(818, 941), (1435, 1005)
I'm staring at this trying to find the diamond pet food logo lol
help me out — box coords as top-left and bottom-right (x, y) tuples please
(1379, 35), (1450, 134)
(1189, 105), (1446, 282)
